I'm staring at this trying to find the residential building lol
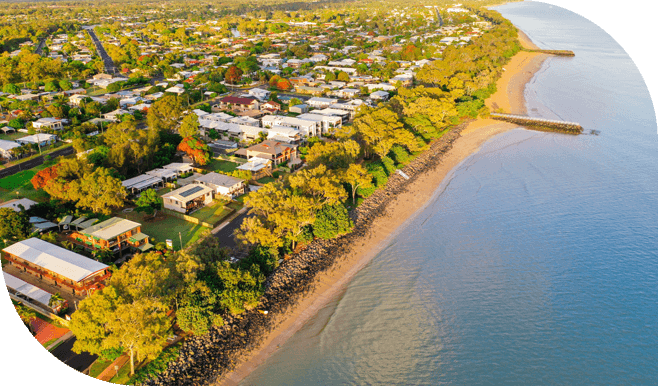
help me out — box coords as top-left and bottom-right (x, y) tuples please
(261, 115), (319, 137)
(15, 133), (57, 146)
(248, 88), (271, 101)
(217, 96), (260, 112)
(370, 90), (390, 100)
(0, 139), (20, 159)
(194, 172), (246, 198)
(162, 184), (214, 214)
(289, 104), (309, 114)
(32, 118), (64, 131)
(236, 157), (272, 180)
(2, 238), (111, 296)
(3, 272), (68, 313)
(235, 140), (298, 165)
(162, 162), (194, 176)
(70, 217), (152, 254)
(306, 97), (339, 109)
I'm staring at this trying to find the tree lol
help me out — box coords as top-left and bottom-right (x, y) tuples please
(342, 164), (373, 204)
(147, 94), (183, 132)
(0, 208), (31, 243)
(336, 71), (350, 82)
(135, 189), (162, 216)
(44, 81), (59, 92)
(305, 140), (360, 169)
(288, 97), (302, 107)
(351, 106), (421, 158)
(14, 303), (36, 334)
(3, 83), (20, 95)
(31, 164), (60, 190)
(275, 78), (292, 90)
(177, 136), (211, 165)
(69, 168), (128, 215)
(71, 252), (172, 376)
(288, 165), (347, 206)
(179, 113), (200, 138)
(324, 71), (336, 82)
(313, 202), (353, 239)
(225, 66), (243, 84)
(59, 79), (73, 91)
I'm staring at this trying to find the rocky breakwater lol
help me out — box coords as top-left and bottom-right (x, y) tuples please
(144, 122), (469, 386)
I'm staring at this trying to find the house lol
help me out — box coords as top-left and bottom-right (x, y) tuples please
(236, 157), (272, 180)
(306, 97), (339, 109)
(162, 162), (194, 176)
(297, 113), (342, 133)
(234, 140), (298, 165)
(218, 96), (260, 112)
(15, 133), (57, 147)
(261, 100), (281, 112)
(0, 198), (37, 212)
(266, 126), (303, 144)
(248, 88), (271, 101)
(103, 109), (132, 122)
(289, 104), (309, 114)
(70, 217), (152, 255)
(162, 184), (214, 214)
(0, 139), (20, 159)
(370, 90), (390, 100)
(194, 172), (246, 198)
(261, 115), (320, 137)
(295, 85), (324, 96)
(32, 118), (64, 131)
(122, 173), (166, 194)
(307, 108), (351, 123)
(333, 88), (360, 99)
(165, 86), (186, 94)
(2, 238), (111, 296)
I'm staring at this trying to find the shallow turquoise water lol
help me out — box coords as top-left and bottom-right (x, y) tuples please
(240, 2), (658, 385)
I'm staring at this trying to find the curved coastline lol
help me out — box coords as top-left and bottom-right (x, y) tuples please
(146, 27), (550, 386)
(212, 31), (550, 386)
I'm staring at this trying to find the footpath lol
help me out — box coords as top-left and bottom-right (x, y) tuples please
(96, 354), (130, 381)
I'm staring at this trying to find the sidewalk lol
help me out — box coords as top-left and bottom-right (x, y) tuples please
(96, 354), (130, 382)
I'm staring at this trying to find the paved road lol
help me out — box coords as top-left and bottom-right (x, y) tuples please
(50, 336), (98, 373)
(86, 28), (118, 75)
(212, 210), (249, 249)
(34, 38), (46, 55)
(0, 146), (75, 179)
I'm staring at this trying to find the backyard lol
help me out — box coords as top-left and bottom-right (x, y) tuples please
(189, 200), (234, 226)
(121, 210), (208, 250)
(204, 159), (240, 174)
(0, 160), (54, 203)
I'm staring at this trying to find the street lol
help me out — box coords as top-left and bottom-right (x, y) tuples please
(50, 336), (98, 373)
(212, 210), (249, 249)
(0, 146), (75, 179)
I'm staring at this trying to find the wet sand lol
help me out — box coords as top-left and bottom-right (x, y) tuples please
(218, 29), (547, 386)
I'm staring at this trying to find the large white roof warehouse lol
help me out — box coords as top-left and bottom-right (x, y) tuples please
(2, 238), (108, 283)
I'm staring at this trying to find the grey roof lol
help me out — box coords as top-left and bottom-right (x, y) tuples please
(195, 172), (243, 188)
(81, 217), (141, 241)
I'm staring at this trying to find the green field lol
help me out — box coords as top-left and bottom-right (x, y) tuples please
(0, 169), (37, 190)
(122, 211), (208, 250)
(205, 159), (239, 174)
(88, 358), (113, 379)
(257, 176), (277, 184)
(190, 201), (233, 226)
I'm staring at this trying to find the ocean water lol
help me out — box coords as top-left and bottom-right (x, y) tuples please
(239, 2), (658, 385)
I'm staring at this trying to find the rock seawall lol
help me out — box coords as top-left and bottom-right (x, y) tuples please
(145, 122), (469, 386)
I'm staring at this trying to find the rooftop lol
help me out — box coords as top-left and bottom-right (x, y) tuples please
(3, 238), (108, 283)
(81, 217), (141, 241)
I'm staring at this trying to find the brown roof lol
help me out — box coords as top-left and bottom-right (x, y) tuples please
(220, 96), (258, 106)
(247, 140), (294, 156)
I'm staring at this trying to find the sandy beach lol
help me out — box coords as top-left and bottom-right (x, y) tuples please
(218, 30), (549, 386)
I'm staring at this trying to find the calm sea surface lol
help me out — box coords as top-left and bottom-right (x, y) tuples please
(239, 2), (658, 385)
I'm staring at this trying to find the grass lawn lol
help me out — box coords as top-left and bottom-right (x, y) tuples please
(227, 201), (243, 211)
(122, 211), (207, 250)
(0, 131), (25, 141)
(0, 169), (37, 190)
(89, 358), (113, 379)
(190, 201), (233, 226)
(109, 361), (132, 384)
(257, 176), (277, 184)
(205, 159), (239, 173)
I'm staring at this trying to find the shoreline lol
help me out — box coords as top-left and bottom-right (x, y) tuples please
(215, 32), (549, 386)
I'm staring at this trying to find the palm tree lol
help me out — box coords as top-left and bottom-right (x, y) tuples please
(48, 292), (65, 312)
(15, 303), (36, 335)
(61, 240), (74, 250)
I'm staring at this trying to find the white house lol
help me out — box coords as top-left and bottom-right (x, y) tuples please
(31, 118), (64, 131)
(370, 90), (390, 100)
(15, 133), (57, 147)
(248, 88), (271, 101)
(162, 184), (213, 214)
(0, 139), (20, 159)
(306, 97), (339, 109)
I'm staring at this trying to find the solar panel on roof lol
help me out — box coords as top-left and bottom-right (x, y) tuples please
(179, 185), (204, 198)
